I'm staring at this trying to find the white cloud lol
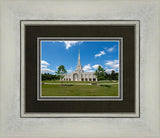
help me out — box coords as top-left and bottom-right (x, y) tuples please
(95, 51), (106, 58)
(105, 60), (119, 73)
(105, 68), (115, 74)
(92, 64), (102, 69)
(41, 64), (47, 68)
(107, 47), (114, 52)
(41, 60), (50, 66)
(41, 60), (54, 74)
(105, 60), (119, 69)
(41, 68), (55, 74)
(83, 64), (103, 72)
(106, 45), (117, 52)
(88, 70), (95, 72)
(83, 64), (92, 72)
(60, 41), (82, 49)
(113, 64), (119, 68)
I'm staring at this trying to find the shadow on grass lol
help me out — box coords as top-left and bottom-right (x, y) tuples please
(100, 85), (111, 88)
(61, 84), (74, 86)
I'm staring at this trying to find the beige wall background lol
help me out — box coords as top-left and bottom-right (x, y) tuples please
(0, 0), (160, 137)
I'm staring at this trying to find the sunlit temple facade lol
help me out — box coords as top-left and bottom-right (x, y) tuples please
(62, 51), (97, 81)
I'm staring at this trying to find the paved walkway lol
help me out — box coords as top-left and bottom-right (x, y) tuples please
(43, 83), (118, 85)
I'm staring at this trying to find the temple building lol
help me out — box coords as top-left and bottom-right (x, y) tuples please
(62, 50), (97, 81)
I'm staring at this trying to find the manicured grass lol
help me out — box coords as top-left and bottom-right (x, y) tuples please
(42, 84), (118, 96)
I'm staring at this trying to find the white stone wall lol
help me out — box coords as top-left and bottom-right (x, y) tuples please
(62, 72), (97, 81)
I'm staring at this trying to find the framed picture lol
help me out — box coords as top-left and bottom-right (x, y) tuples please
(1, 0), (160, 137)
(21, 20), (139, 117)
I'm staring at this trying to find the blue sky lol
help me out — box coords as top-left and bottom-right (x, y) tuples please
(41, 41), (119, 74)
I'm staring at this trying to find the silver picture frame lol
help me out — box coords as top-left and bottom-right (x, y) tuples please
(1, 0), (160, 138)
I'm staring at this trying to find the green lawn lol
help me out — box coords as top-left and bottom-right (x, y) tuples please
(42, 83), (118, 96)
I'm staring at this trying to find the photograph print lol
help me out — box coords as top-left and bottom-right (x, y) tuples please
(40, 39), (121, 98)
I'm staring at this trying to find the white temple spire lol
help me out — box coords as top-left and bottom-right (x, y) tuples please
(78, 50), (81, 65)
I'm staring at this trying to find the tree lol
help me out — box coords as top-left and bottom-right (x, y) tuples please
(111, 70), (116, 80)
(104, 70), (119, 80)
(105, 72), (111, 80)
(55, 65), (67, 82)
(115, 73), (118, 80)
(94, 66), (106, 81)
(41, 73), (60, 81)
